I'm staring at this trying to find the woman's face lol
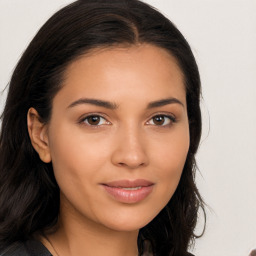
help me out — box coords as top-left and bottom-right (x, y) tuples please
(45, 44), (189, 232)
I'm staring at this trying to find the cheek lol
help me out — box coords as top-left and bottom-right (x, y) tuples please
(151, 128), (189, 189)
(48, 123), (109, 172)
(47, 123), (113, 204)
(47, 126), (107, 215)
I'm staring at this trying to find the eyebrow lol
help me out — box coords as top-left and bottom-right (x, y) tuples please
(67, 97), (184, 110)
(147, 98), (184, 109)
(67, 98), (118, 109)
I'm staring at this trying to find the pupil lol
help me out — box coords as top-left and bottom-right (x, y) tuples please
(154, 116), (164, 125)
(88, 116), (100, 125)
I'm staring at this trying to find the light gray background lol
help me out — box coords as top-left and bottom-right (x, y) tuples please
(0, 1), (256, 255)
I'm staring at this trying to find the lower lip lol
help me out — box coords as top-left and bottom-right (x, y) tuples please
(102, 185), (154, 204)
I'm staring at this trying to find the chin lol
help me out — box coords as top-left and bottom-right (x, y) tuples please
(97, 207), (160, 233)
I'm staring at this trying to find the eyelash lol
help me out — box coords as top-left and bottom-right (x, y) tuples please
(79, 114), (110, 127)
(146, 114), (176, 127)
(79, 113), (176, 127)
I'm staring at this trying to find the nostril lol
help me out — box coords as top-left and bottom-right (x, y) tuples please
(117, 161), (145, 169)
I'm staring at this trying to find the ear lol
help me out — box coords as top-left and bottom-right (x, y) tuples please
(27, 108), (52, 163)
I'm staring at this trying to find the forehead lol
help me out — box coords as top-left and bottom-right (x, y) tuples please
(56, 44), (186, 106)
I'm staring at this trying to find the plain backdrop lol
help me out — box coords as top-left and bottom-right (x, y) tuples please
(0, 1), (256, 255)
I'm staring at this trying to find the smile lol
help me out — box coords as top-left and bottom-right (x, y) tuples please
(101, 179), (154, 204)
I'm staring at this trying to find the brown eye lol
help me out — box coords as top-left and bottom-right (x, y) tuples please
(152, 116), (165, 125)
(147, 115), (175, 126)
(82, 115), (109, 126)
(87, 116), (101, 125)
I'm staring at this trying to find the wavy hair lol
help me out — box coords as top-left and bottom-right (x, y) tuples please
(0, 0), (205, 255)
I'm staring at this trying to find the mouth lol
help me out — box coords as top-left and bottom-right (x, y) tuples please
(101, 179), (154, 204)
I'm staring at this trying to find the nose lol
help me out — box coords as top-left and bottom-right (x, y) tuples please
(111, 126), (149, 169)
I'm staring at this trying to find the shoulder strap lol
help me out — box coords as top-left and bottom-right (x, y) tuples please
(24, 240), (52, 256)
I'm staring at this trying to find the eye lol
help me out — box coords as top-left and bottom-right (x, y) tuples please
(147, 115), (175, 126)
(81, 115), (110, 126)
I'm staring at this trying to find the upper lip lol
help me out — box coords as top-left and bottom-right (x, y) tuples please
(102, 179), (154, 188)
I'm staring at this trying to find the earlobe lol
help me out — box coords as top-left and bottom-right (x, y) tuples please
(27, 108), (52, 163)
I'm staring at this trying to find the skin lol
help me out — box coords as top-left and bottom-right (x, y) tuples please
(28, 44), (190, 256)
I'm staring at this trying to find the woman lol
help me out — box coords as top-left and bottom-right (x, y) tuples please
(0, 0), (205, 255)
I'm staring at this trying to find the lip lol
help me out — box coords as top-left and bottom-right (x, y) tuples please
(101, 179), (154, 204)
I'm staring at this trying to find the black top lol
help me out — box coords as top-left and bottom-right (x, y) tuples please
(0, 240), (195, 256)
(0, 240), (51, 256)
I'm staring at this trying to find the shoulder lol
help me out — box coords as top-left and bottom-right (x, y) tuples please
(0, 240), (51, 256)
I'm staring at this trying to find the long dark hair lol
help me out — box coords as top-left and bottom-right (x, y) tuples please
(0, 0), (205, 255)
